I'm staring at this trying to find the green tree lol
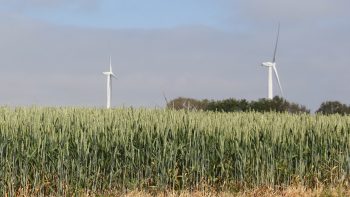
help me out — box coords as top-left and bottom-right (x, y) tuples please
(206, 98), (250, 112)
(250, 96), (309, 113)
(167, 96), (309, 114)
(167, 97), (208, 110)
(316, 101), (350, 115)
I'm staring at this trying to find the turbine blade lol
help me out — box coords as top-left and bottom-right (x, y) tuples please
(111, 73), (117, 79)
(273, 65), (284, 97)
(162, 91), (169, 106)
(272, 23), (280, 63)
(109, 56), (113, 73)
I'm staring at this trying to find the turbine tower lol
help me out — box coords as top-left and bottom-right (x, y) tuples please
(103, 57), (117, 109)
(261, 24), (284, 99)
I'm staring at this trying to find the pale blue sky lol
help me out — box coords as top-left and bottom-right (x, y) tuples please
(0, 0), (349, 111)
(1, 0), (235, 29)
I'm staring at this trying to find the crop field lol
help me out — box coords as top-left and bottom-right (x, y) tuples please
(1, 107), (350, 196)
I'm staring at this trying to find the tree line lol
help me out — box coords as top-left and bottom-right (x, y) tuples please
(166, 96), (350, 115)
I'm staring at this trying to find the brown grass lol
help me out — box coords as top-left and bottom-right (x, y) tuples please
(13, 185), (350, 197)
(108, 187), (350, 197)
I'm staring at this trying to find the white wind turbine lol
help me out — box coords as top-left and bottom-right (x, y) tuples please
(103, 57), (117, 109)
(261, 24), (284, 99)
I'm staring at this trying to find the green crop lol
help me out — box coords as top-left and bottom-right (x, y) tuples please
(0, 107), (350, 195)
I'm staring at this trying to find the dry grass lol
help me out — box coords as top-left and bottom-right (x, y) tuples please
(102, 187), (350, 197)
(13, 186), (350, 197)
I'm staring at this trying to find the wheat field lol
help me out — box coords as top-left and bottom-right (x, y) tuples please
(1, 107), (350, 195)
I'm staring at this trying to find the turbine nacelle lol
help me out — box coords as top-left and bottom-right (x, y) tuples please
(102, 72), (117, 79)
(261, 62), (275, 67)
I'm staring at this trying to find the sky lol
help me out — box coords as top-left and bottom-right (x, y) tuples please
(0, 0), (349, 111)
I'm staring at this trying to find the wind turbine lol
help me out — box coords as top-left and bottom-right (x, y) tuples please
(162, 91), (169, 107)
(103, 56), (117, 109)
(261, 24), (284, 99)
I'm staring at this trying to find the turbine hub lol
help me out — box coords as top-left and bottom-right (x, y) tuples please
(261, 62), (274, 67)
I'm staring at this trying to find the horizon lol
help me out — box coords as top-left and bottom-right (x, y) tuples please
(0, 0), (349, 111)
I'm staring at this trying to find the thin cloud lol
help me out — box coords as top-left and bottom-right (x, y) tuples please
(236, 0), (350, 22)
(0, 2), (349, 110)
(0, 0), (100, 12)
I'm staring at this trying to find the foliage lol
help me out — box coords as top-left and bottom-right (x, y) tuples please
(316, 101), (350, 115)
(249, 96), (310, 113)
(206, 98), (250, 112)
(1, 107), (350, 195)
(167, 97), (209, 110)
(168, 96), (310, 113)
